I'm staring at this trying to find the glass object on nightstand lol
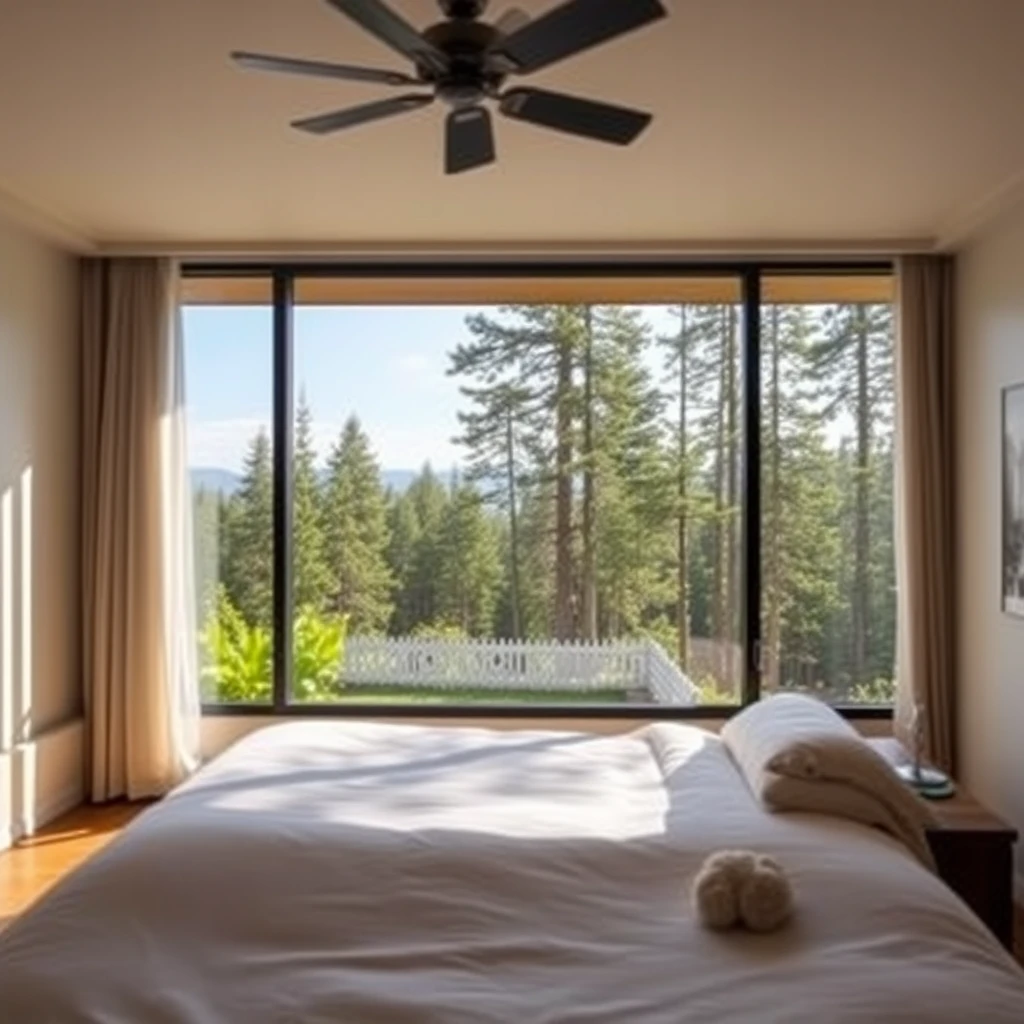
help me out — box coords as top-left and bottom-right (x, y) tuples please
(895, 703), (955, 798)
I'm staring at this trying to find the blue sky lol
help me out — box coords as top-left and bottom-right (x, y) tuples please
(184, 304), (677, 473)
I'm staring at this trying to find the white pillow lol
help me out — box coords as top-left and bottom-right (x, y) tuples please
(721, 693), (859, 795)
(722, 694), (936, 867)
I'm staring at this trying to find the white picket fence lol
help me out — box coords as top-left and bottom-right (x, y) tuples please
(341, 635), (699, 704)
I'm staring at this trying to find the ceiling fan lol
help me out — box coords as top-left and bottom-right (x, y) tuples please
(232, 0), (667, 174)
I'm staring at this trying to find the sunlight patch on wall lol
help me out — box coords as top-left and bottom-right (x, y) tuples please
(18, 466), (32, 746)
(1, 485), (12, 753)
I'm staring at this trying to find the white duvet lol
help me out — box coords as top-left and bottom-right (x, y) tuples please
(1, 721), (1023, 1023)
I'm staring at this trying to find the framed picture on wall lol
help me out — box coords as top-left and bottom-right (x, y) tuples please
(1003, 383), (1024, 617)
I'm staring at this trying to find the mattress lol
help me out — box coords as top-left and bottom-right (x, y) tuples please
(1, 720), (1022, 1022)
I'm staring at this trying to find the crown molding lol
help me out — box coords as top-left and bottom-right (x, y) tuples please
(0, 183), (95, 253)
(95, 236), (931, 261)
(935, 165), (1024, 252)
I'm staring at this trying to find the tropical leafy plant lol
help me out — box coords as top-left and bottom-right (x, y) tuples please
(201, 590), (350, 703)
(292, 606), (349, 702)
(200, 588), (272, 702)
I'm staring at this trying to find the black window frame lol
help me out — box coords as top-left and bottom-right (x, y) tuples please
(184, 260), (894, 722)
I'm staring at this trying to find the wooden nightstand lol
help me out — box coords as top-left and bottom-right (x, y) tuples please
(925, 792), (1018, 951)
(868, 739), (1018, 951)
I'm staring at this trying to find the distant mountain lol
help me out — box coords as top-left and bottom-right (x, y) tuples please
(381, 469), (418, 493)
(191, 468), (242, 496)
(190, 467), (441, 498)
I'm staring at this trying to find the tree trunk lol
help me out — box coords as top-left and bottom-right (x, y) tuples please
(675, 306), (690, 671)
(554, 326), (575, 641)
(580, 306), (598, 641)
(853, 306), (871, 685)
(505, 407), (522, 640)
(765, 305), (782, 691)
(711, 311), (728, 681)
(724, 306), (739, 693)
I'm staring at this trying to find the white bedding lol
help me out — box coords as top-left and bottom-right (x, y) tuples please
(1, 721), (1022, 1023)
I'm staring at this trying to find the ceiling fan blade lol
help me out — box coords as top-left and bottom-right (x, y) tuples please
(292, 94), (434, 134)
(493, 0), (666, 74)
(493, 8), (531, 35)
(446, 106), (496, 174)
(322, 0), (447, 74)
(231, 51), (419, 86)
(500, 87), (651, 144)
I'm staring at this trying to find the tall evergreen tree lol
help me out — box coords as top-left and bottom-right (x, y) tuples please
(579, 305), (599, 641)
(223, 428), (274, 627)
(449, 382), (531, 638)
(808, 303), (893, 686)
(405, 464), (449, 628)
(590, 306), (671, 638)
(293, 392), (331, 610)
(435, 477), (502, 634)
(451, 305), (583, 640)
(386, 487), (423, 634)
(322, 416), (394, 632)
(763, 304), (843, 690)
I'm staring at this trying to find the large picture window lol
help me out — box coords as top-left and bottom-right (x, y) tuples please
(182, 267), (894, 717)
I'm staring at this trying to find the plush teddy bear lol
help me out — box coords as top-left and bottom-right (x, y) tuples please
(691, 850), (793, 933)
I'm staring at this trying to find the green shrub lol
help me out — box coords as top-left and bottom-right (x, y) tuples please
(292, 607), (349, 702)
(200, 591), (349, 703)
(200, 590), (272, 702)
(848, 677), (896, 705)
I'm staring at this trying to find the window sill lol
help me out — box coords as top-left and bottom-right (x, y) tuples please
(200, 703), (893, 721)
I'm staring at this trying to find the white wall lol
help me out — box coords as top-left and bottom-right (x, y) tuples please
(0, 212), (82, 848)
(957, 197), (1024, 880)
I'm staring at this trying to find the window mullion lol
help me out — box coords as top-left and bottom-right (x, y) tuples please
(272, 271), (294, 712)
(742, 267), (763, 704)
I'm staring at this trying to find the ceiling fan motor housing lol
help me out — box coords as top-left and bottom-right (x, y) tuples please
(421, 18), (506, 106)
(439, 0), (489, 19)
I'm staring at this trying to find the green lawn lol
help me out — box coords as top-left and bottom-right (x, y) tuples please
(304, 685), (632, 705)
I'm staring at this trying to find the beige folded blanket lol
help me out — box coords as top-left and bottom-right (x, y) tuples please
(722, 694), (937, 869)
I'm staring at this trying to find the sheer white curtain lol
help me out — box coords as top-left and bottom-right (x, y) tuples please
(160, 278), (201, 782)
(82, 258), (200, 800)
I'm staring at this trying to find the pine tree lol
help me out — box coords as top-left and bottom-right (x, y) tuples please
(763, 304), (843, 691)
(405, 464), (449, 628)
(386, 487), (422, 634)
(322, 416), (394, 632)
(435, 476), (502, 634)
(808, 303), (893, 687)
(515, 480), (557, 639)
(661, 306), (692, 668)
(451, 305), (584, 640)
(449, 383), (531, 638)
(661, 304), (724, 674)
(590, 306), (671, 639)
(579, 305), (598, 641)
(293, 392), (331, 611)
(224, 429), (274, 627)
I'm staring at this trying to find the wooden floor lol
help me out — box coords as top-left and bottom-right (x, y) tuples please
(3, 803), (1024, 967)
(0, 802), (149, 931)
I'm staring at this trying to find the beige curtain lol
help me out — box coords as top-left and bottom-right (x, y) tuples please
(894, 255), (956, 773)
(81, 259), (200, 801)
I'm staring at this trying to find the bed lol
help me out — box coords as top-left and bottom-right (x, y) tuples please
(1, 719), (1023, 1022)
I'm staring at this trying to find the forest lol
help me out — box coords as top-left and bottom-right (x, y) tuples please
(193, 300), (896, 706)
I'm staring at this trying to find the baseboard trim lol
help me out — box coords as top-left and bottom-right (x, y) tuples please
(0, 717), (85, 852)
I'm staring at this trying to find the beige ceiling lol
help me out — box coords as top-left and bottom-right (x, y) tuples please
(1, 0), (1023, 253)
